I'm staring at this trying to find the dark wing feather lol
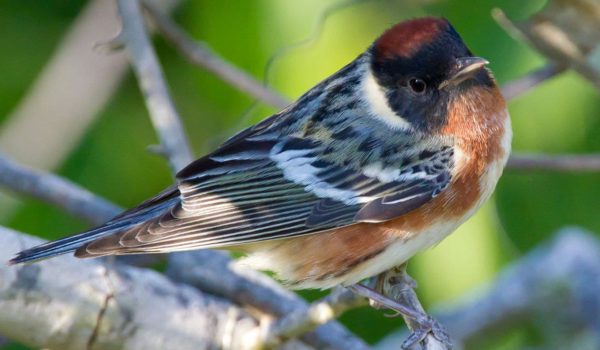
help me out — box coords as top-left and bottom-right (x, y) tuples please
(76, 132), (453, 257)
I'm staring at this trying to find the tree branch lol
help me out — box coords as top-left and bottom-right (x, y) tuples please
(262, 287), (365, 348)
(0, 153), (121, 225)
(507, 153), (600, 172)
(167, 251), (371, 350)
(377, 228), (600, 349)
(117, 0), (193, 172)
(141, 0), (290, 110)
(492, 5), (600, 91)
(0, 227), (263, 350)
(501, 64), (566, 100)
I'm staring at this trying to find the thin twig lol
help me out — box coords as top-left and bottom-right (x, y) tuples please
(492, 7), (600, 91)
(167, 251), (371, 350)
(0, 153), (121, 225)
(501, 64), (566, 100)
(262, 287), (366, 347)
(142, 1), (290, 110)
(117, 0), (193, 172)
(507, 153), (600, 172)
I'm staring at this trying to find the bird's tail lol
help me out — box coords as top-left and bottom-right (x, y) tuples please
(8, 222), (129, 265)
(8, 185), (181, 265)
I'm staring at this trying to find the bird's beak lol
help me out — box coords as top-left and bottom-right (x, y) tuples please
(439, 56), (489, 89)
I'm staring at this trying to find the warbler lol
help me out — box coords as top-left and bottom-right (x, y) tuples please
(10, 17), (510, 295)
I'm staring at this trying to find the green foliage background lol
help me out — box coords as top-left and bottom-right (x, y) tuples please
(1, 0), (599, 349)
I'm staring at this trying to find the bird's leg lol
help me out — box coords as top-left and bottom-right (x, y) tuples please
(348, 264), (452, 349)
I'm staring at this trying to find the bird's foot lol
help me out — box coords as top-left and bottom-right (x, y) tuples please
(349, 264), (452, 349)
(400, 315), (451, 349)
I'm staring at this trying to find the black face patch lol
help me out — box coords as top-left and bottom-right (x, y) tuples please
(370, 21), (494, 132)
(383, 84), (449, 131)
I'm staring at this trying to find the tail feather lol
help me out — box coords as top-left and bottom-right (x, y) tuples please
(8, 223), (128, 265)
(8, 185), (181, 265)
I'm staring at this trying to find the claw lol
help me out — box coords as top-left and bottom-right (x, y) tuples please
(348, 265), (453, 349)
(401, 326), (429, 349)
(401, 316), (452, 349)
(430, 318), (452, 346)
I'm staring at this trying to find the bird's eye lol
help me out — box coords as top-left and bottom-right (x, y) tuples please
(408, 78), (426, 94)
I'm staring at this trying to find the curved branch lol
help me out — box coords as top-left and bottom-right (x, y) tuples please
(142, 1), (290, 110)
(501, 64), (566, 100)
(117, 0), (193, 172)
(0, 227), (261, 350)
(0, 153), (121, 225)
(167, 251), (371, 350)
(262, 287), (365, 347)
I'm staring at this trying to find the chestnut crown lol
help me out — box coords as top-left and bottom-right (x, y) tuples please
(370, 17), (495, 132)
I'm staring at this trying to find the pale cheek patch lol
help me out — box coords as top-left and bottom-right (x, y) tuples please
(362, 70), (412, 131)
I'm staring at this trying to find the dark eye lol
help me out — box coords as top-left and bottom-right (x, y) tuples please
(408, 78), (426, 94)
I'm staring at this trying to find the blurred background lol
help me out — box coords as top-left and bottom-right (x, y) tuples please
(0, 0), (599, 349)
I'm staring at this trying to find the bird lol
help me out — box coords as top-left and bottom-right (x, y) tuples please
(10, 16), (510, 300)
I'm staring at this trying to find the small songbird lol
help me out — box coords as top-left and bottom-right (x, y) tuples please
(10, 17), (510, 297)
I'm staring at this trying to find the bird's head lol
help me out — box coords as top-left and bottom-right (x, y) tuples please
(367, 17), (498, 133)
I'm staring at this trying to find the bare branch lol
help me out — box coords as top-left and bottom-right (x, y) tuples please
(142, 1), (290, 110)
(377, 228), (600, 349)
(0, 227), (263, 350)
(492, 5), (600, 91)
(117, 0), (193, 172)
(262, 287), (366, 347)
(167, 251), (371, 350)
(0, 153), (121, 225)
(501, 64), (566, 100)
(507, 153), (600, 172)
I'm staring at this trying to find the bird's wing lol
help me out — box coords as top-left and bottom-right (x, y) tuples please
(76, 129), (453, 256)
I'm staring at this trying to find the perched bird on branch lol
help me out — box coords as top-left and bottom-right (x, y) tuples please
(10, 17), (510, 345)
